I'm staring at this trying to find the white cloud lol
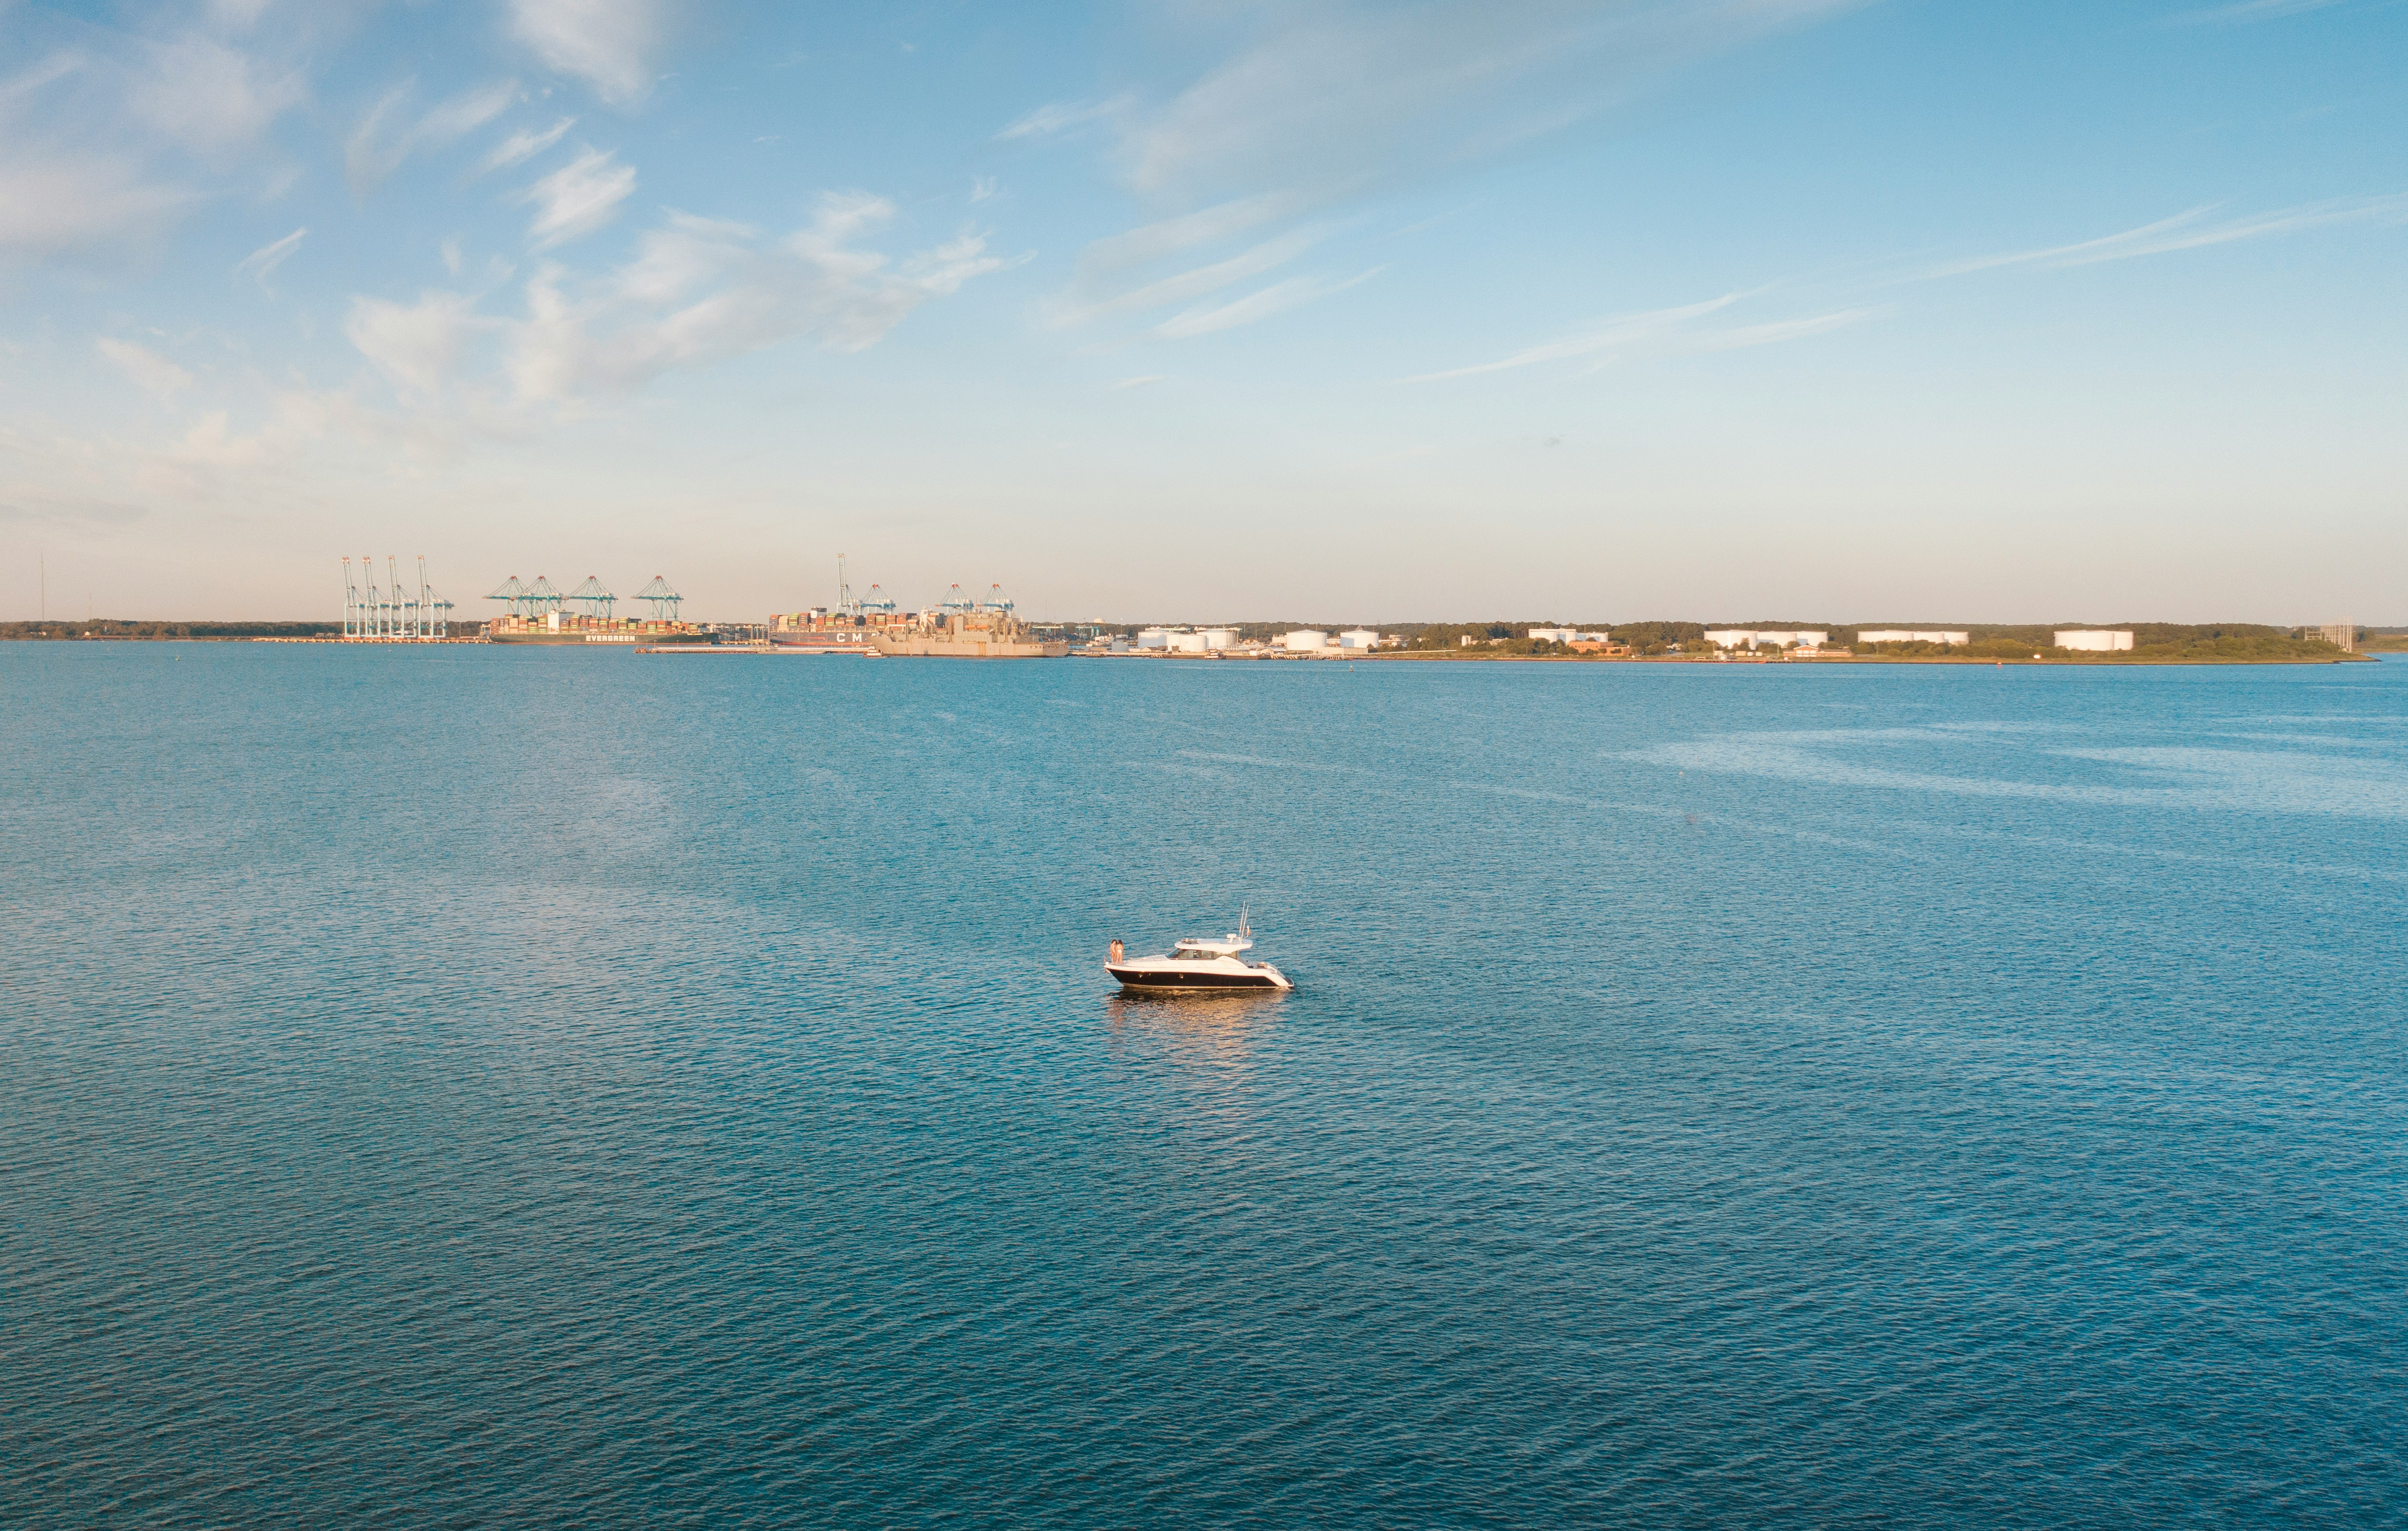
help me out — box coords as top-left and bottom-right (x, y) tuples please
(479, 116), (577, 174)
(97, 337), (193, 400)
(1114, 375), (1168, 388)
(1155, 267), (1380, 338)
(1053, 2), (1865, 335)
(507, 197), (1005, 401)
(1059, 224), (1329, 328)
(2172, 0), (2355, 22)
(346, 289), (494, 396)
(0, 57), (196, 255)
(1404, 293), (1871, 380)
(1077, 193), (1303, 279)
(1931, 194), (2408, 277)
(129, 35), (305, 155)
(521, 149), (637, 249)
(996, 96), (1128, 142)
(208, 0), (277, 28)
(347, 80), (519, 195)
(1120, 1), (1865, 202)
(508, 0), (664, 103)
(235, 226), (306, 291)
(0, 53), (81, 110)
(0, 155), (196, 255)
(343, 195), (1003, 410)
(1686, 308), (1876, 351)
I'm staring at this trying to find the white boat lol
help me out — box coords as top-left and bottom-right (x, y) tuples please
(1105, 912), (1293, 993)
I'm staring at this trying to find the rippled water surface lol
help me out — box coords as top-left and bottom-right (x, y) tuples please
(5, 646), (2405, 1526)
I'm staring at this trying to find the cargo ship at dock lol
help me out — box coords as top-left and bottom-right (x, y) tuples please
(483, 574), (715, 645)
(874, 606), (1067, 658)
(486, 612), (717, 645)
(774, 571), (1067, 659)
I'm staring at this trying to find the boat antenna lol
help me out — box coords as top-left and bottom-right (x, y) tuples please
(1239, 904), (1250, 940)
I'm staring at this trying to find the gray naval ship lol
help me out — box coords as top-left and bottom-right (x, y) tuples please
(874, 585), (1068, 658)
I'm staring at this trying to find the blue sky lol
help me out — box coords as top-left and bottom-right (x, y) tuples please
(2, 0), (2402, 621)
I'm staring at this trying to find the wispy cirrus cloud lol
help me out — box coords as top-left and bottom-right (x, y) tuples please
(479, 116), (577, 174)
(508, 0), (664, 103)
(1117, 1), (1866, 203)
(521, 148), (636, 249)
(1928, 192), (2408, 277)
(1405, 294), (1874, 381)
(346, 80), (518, 195)
(996, 96), (1127, 142)
(235, 226), (306, 291)
(1059, 222), (1329, 326)
(1408, 186), (2402, 383)
(1158, 267), (1382, 339)
(2170, 0), (2358, 24)
(1056, 1), (1868, 339)
(97, 336), (193, 400)
(0, 20), (312, 260)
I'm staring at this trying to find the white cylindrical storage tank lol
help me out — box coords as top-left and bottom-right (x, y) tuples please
(1136, 627), (1173, 649)
(1169, 631), (1209, 652)
(1196, 628), (1238, 650)
(1283, 630), (1329, 651)
(1338, 629), (1380, 649)
(2053, 629), (2134, 652)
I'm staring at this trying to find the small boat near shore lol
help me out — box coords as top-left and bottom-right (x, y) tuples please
(1105, 913), (1292, 992)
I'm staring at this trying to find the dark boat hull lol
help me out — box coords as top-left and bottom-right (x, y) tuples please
(1107, 966), (1286, 991)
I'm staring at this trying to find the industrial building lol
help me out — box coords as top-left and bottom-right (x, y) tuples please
(1135, 627), (1240, 651)
(1859, 629), (1969, 645)
(2319, 623), (2357, 652)
(1278, 629), (1386, 651)
(1705, 629), (1830, 650)
(2053, 630), (2134, 652)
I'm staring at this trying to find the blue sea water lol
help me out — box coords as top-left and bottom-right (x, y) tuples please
(4, 644), (2404, 1527)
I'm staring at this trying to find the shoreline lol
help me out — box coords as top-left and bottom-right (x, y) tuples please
(0, 636), (2375, 666)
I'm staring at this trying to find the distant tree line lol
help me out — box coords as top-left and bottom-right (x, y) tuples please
(1, 620), (344, 640)
(1, 619), (492, 641)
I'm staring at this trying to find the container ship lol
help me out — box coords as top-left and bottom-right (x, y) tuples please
(773, 571), (1066, 658)
(483, 574), (715, 645)
(486, 612), (717, 645)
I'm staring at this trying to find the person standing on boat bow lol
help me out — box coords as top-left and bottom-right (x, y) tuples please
(1109, 938), (1124, 965)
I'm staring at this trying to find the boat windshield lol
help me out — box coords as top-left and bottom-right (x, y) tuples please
(1170, 946), (1226, 961)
